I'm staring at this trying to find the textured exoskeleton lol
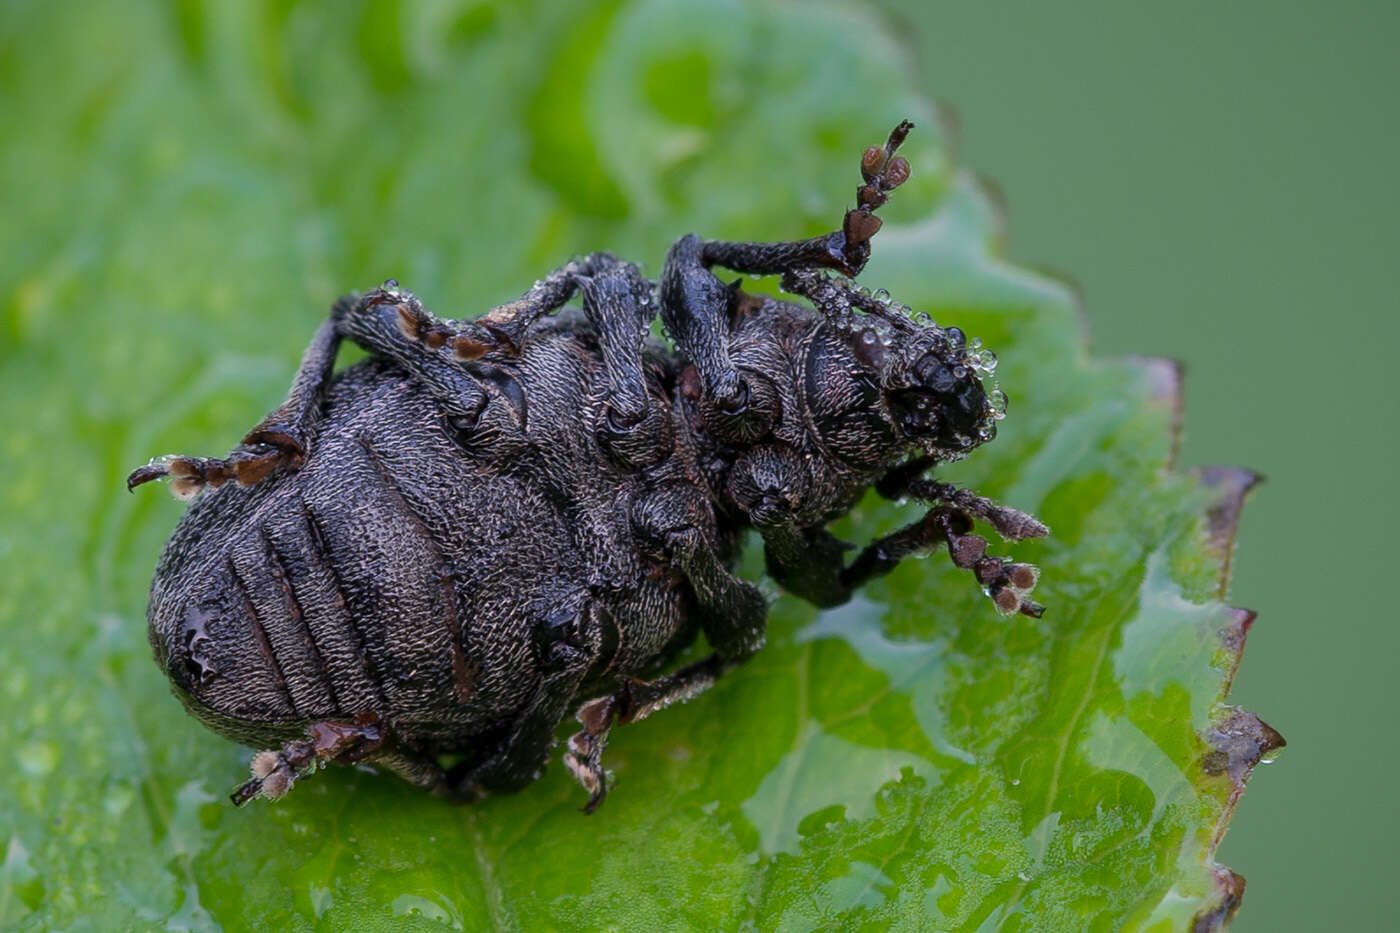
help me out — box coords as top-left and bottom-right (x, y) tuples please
(130, 123), (1047, 811)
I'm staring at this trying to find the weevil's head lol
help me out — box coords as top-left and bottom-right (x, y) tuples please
(701, 289), (1007, 531)
(802, 306), (1006, 470)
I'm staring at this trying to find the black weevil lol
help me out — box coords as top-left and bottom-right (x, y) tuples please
(128, 123), (1047, 812)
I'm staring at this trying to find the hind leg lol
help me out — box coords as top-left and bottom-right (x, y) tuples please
(230, 716), (389, 805)
(445, 603), (605, 802)
(128, 315), (344, 496)
(564, 653), (729, 813)
(388, 259), (671, 466)
(127, 285), (496, 496)
(561, 484), (769, 813)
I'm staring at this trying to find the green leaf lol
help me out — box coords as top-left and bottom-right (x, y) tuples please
(0, 1), (1277, 929)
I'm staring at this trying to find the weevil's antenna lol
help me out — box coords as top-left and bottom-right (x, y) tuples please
(781, 268), (919, 335)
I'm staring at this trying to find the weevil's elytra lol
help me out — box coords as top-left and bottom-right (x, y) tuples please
(129, 122), (1049, 812)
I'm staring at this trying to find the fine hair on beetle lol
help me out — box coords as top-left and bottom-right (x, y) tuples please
(129, 121), (1048, 812)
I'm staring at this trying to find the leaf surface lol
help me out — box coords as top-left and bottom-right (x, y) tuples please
(0, 1), (1275, 929)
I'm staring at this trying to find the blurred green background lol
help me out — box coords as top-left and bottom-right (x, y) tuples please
(2, 0), (1394, 929)
(868, 1), (1398, 929)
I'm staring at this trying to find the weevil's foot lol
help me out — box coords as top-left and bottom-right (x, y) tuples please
(230, 718), (384, 806)
(937, 509), (1045, 618)
(127, 454), (234, 497)
(371, 281), (518, 360)
(563, 731), (609, 814)
(564, 693), (621, 813)
(979, 559), (1044, 618)
(231, 742), (316, 806)
(126, 441), (301, 498)
(835, 120), (914, 275)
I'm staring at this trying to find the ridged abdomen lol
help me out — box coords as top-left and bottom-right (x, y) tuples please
(148, 364), (581, 749)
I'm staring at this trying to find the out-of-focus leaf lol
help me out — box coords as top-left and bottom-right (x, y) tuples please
(0, 1), (1275, 929)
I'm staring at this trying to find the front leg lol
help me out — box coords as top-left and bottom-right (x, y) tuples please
(841, 507), (1045, 618)
(877, 458), (1050, 543)
(659, 122), (913, 437)
(761, 523), (854, 609)
(761, 485), (1047, 616)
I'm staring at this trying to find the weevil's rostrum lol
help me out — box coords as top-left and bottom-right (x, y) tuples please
(129, 123), (1048, 812)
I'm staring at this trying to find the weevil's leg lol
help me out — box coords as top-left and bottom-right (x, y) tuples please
(632, 483), (769, 663)
(698, 121), (913, 279)
(332, 286), (492, 419)
(371, 264), (670, 463)
(566, 482), (765, 813)
(841, 506), (1046, 618)
(874, 455), (937, 500)
(127, 315), (345, 496)
(473, 252), (640, 348)
(760, 523), (855, 609)
(230, 716), (386, 806)
(446, 604), (601, 801)
(368, 746), (453, 796)
(778, 267), (921, 335)
(574, 265), (676, 467)
(896, 475), (1049, 543)
(660, 122), (912, 424)
(658, 233), (751, 422)
(759, 463), (1049, 615)
(564, 653), (728, 813)
(386, 253), (640, 360)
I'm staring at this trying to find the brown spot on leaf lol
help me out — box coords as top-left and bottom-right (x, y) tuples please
(1203, 708), (1285, 783)
(1218, 606), (1256, 674)
(1201, 707), (1286, 851)
(1192, 867), (1246, 932)
(1195, 467), (1262, 595)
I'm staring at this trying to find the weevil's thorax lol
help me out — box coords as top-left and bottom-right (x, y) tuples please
(679, 295), (883, 530)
